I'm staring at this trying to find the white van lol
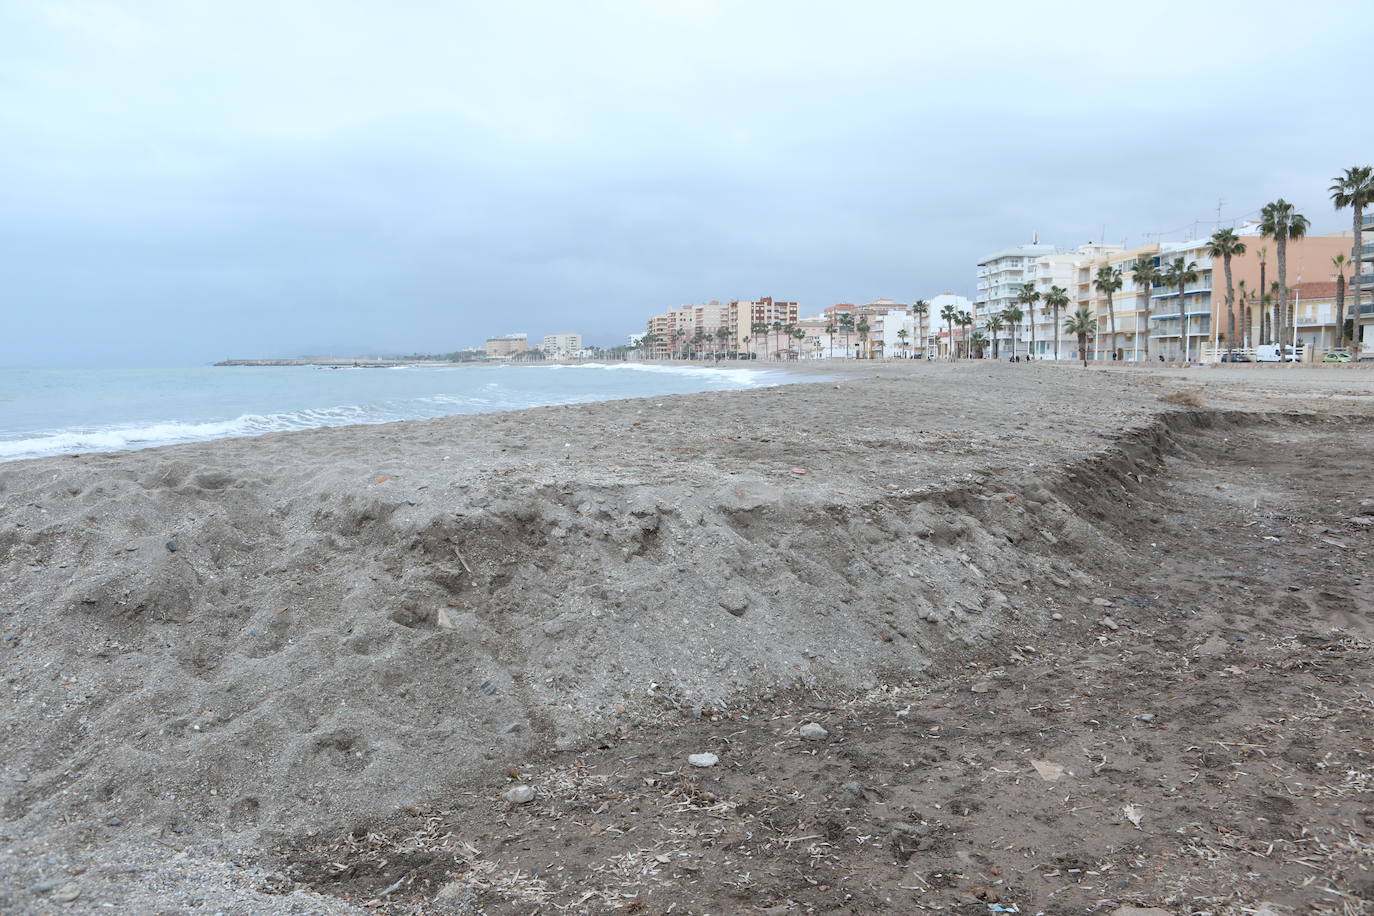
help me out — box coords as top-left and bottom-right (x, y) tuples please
(1256, 344), (1303, 363)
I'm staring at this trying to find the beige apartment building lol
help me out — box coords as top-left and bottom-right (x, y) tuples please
(485, 333), (529, 358)
(643, 297), (798, 358)
(1210, 229), (1351, 351)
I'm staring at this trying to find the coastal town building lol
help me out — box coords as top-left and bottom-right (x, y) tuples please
(642, 297), (797, 358)
(1028, 244), (1123, 359)
(485, 333), (529, 358)
(541, 332), (584, 359)
(923, 293), (975, 358)
(976, 239), (1058, 346)
(1288, 281), (1342, 352)
(731, 297), (801, 355)
(1359, 212), (1374, 353)
(1071, 244), (1158, 361)
(1205, 227), (1352, 355)
(979, 223), (1357, 362)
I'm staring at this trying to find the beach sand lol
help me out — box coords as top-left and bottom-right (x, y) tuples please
(2, 361), (1372, 914)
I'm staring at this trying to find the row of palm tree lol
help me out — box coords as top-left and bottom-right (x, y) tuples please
(643, 166), (1372, 365)
(981, 167), (1371, 365)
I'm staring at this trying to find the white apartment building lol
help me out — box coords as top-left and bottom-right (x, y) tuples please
(541, 332), (584, 358)
(976, 240), (1058, 351)
(873, 310), (918, 357)
(923, 292), (975, 357)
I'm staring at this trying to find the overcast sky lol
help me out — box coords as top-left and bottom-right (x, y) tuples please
(2, 0), (1370, 365)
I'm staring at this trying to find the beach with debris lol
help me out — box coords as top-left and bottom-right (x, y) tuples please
(3, 361), (1372, 915)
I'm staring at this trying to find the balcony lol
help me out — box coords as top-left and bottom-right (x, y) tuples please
(1296, 306), (1337, 326)
(1364, 213), (1374, 229)
(1151, 286), (1212, 299)
(1362, 242), (1374, 258)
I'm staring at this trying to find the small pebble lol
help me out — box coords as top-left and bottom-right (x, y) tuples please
(687, 752), (719, 768)
(1101, 616), (1120, 631)
(799, 722), (829, 741)
(970, 681), (994, 694)
(52, 884), (82, 904)
(1051, 613), (1063, 621)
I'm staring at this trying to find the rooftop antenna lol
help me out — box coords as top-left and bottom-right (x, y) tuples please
(1032, 231), (1039, 245)
(1216, 198), (1225, 230)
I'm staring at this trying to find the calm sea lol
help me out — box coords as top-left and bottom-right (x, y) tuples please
(0, 363), (794, 462)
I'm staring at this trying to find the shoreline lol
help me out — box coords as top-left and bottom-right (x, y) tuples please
(0, 361), (821, 466)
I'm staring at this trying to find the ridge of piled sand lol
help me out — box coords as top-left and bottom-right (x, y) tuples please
(2, 361), (1372, 913)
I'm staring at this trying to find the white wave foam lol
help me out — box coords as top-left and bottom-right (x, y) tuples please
(0, 362), (797, 461)
(0, 406), (383, 461)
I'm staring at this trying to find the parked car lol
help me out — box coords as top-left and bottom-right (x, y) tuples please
(1322, 349), (1353, 363)
(1220, 352), (1252, 363)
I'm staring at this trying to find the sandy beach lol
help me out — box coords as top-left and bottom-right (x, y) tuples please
(3, 360), (1373, 915)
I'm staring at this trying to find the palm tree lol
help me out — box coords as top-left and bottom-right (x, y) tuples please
(1044, 285), (1071, 361)
(1130, 256), (1161, 363)
(1333, 253), (1350, 350)
(1063, 307), (1098, 367)
(771, 321), (784, 359)
(897, 327), (910, 358)
(968, 330), (988, 359)
(824, 322), (836, 358)
(1092, 266), (1122, 361)
(715, 325), (730, 356)
(986, 315), (1005, 359)
(856, 316), (871, 359)
(1261, 288), (1273, 344)
(1260, 200), (1310, 355)
(912, 300), (929, 358)
(751, 321), (769, 359)
(1269, 280), (1281, 349)
(940, 304), (958, 359)
(791, 326), (806, 359)
(956, 310), (973, 357)
(1017, 282), (1041, 359)
(1235, 280), (1250, 349)
(1207, 228), (1247, 363)
(1330, 166), (1374, 349)
(1256, 247), (1269, 342)
(1162, 258), (1199, 363)
(1001, 306), (1024, 359)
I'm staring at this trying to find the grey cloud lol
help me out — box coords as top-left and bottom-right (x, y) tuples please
(0, 0), (1369, 365)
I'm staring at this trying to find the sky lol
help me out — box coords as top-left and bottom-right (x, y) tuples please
(1, 0), (1370, 366)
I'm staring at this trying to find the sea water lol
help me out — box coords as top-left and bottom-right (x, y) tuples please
(0, 363), (794, 462)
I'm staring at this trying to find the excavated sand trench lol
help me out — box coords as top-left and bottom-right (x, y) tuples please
(0, 403), (1250, 859)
